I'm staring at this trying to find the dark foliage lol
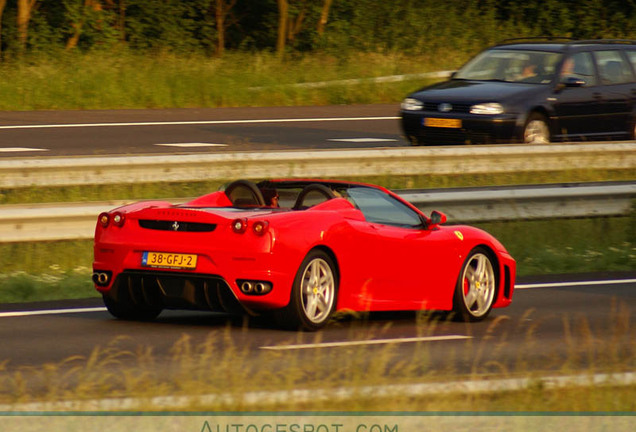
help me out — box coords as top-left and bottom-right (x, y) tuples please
(0, 0), (634, 56)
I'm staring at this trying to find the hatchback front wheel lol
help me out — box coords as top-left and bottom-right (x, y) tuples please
(523, 113), (550, 144)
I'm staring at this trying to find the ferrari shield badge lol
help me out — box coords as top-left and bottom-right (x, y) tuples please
(454, 230), (464, 241)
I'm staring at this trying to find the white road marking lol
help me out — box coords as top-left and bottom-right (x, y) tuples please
(328, 138), (398, 143)
(0, 116), (399, 130)
(260, 335), (471, 350)
(516, 278), (636, 289)
(0, 307), (106, 318)
(0, 147), (48, 152)
(155, 143), (228, 148)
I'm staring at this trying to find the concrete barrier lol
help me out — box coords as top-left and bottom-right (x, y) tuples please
(1, 142), (634, 188)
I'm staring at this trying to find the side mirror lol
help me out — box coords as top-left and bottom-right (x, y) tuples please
(429, 210), (447, 227)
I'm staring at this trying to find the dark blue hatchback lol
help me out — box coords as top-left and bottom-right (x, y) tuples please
(400, 39), (636, 145)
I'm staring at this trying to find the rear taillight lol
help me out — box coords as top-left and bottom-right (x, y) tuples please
(98, 212), (110, 228)
(232, 218), (248, 234)
(252, 220), (269, 236)
(112, 212), (125, 227)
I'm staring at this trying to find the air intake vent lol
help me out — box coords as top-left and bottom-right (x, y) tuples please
(423, 102), (472, 113)
(139, 220), (217, 232)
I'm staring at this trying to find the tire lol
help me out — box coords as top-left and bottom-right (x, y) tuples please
(274, 250), (338, 331)
(407, 135), (421, 146)
(452, 247), (497, 322)
(523, 112), (550, 144)
(103, 294), (162, 321)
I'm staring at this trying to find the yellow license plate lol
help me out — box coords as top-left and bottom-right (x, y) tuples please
(424, 117), (462, 128)
(142, 252), (197, 269)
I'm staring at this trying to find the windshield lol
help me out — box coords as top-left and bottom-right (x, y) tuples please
(454, 49), (562, 84)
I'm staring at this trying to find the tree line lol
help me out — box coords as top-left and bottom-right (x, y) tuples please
(0, 0), (634, 59)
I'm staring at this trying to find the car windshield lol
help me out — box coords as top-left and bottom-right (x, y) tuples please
(454, 49), (562, 84)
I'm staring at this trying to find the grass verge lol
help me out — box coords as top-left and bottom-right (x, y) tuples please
(1, 309), (634, 411)
(0, 51), (450, 111)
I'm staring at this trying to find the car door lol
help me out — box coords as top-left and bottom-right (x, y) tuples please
(551, 51), (604, 139)
(364, 223), (453, 308)
(592, 49), (635, 137)
(345, 187), (454, 309)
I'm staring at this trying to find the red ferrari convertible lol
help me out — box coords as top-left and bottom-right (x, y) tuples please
(93, 179), (515, 330)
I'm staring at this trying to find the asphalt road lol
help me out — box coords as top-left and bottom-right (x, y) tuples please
(1, 272), (634, 393)
(0, 105), (405, 157)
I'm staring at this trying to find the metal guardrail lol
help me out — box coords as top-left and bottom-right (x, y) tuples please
(1, 142), (634, 188)
(1, 182), (633, 243)
(250, 70), (455, 90)
(400, 181), (636, 222)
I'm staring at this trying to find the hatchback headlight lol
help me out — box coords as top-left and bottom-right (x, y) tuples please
(401, 98), (424, 111)
(470, 103), (504, 115)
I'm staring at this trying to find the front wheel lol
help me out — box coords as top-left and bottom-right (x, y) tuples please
(452, 248), (497, 322)
(274, 250), (338, 331)
(523, 113), (550, 144)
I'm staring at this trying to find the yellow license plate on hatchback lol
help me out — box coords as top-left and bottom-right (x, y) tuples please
(424, 117), (462, 128)
(142, 252), (197, 269)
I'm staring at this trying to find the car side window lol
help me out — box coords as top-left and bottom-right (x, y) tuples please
(594, 50), (633, 85)
(626, 50), (636, 75)
(346, 187), (422, 228)
(561, 52), (597, 86)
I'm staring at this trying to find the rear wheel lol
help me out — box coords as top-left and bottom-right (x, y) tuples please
(274, 250), (338, 331)
(452, 248), (496, 322)
(103, 294), (162, 321)
(523, 113), (550, 144)
(407, 135), (421, 146)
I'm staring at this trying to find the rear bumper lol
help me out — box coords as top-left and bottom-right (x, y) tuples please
(102, 270), (247, 314)
(93, 238), (296, 311)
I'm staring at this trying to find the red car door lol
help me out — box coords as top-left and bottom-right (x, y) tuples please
(342, 187), (459, 311)
(365, 223), (456, 310)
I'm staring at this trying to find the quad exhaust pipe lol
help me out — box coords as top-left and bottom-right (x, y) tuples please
(254, 282), (267, 294)
(92, 271), (112, 287)
(241, 281), (253, 293)
(239, 280), (272, 295)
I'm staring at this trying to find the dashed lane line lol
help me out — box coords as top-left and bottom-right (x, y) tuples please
(516, 278), (636, 289)
(154, 143), (228, 147)
(327, 138), (398, 143)
(0, 147), (49, 152)
(260, 335), (471, 350)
